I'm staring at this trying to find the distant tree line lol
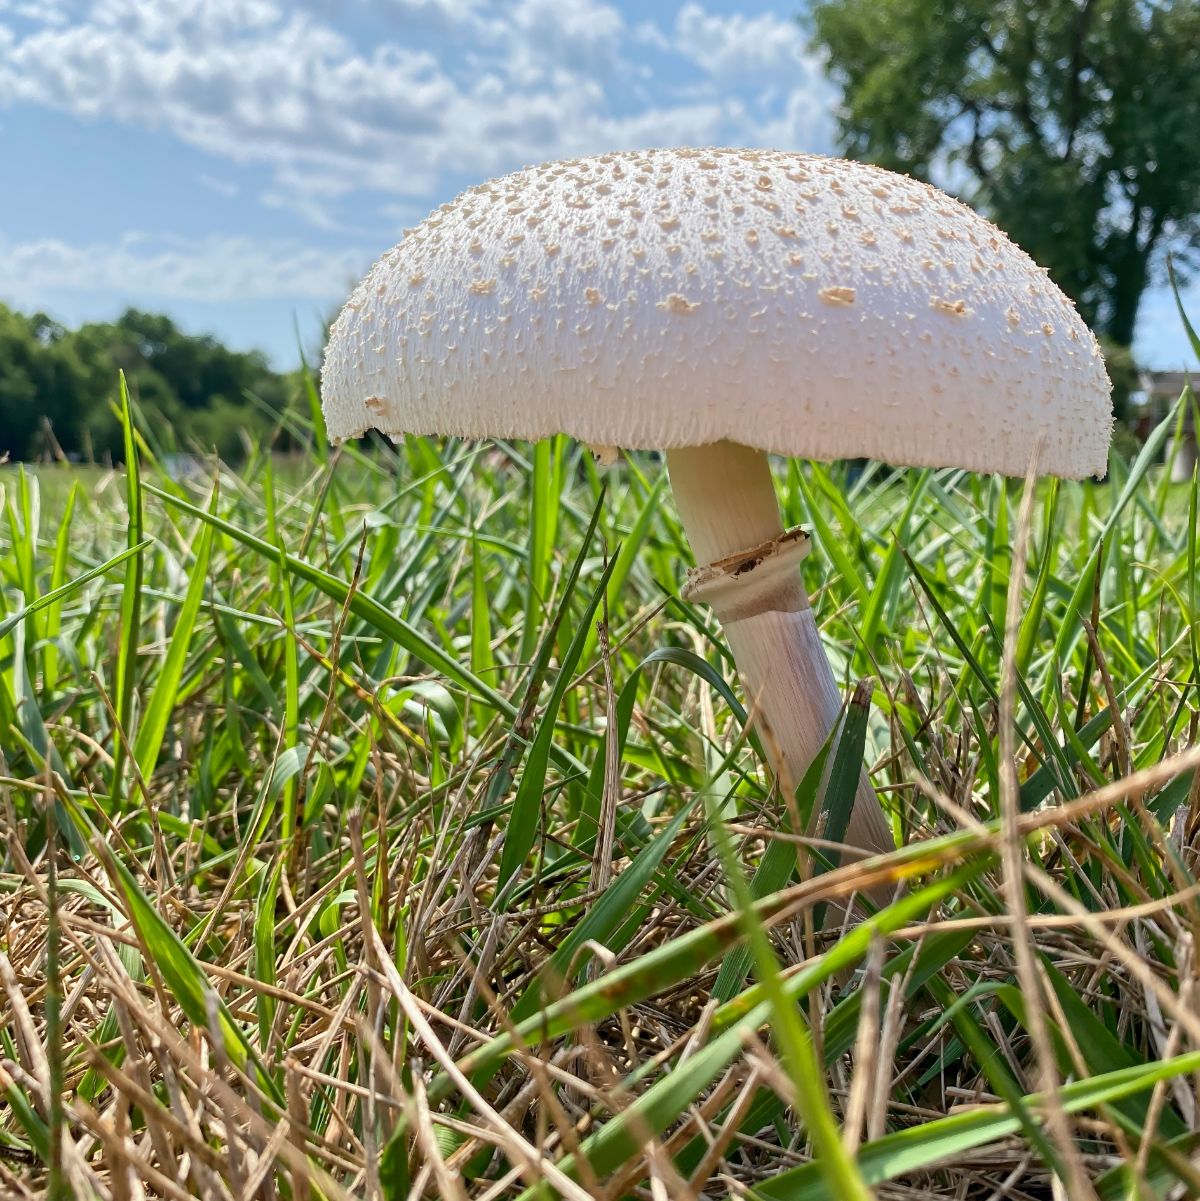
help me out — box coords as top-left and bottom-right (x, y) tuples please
(0, 303), (301, 463)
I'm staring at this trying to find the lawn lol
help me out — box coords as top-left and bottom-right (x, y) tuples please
(1, 376), (1199, 1200)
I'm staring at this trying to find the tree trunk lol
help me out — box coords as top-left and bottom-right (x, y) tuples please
(1106, 266), (1145, 351)
(1103, 240), (1153, 424)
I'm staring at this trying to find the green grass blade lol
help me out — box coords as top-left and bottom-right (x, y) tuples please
(511, 867), (977, 1199)
(112, 372), (146, 800)
(511, 798), (698, 1022)
(41, 480), (79, 693)
(753, 1051), (1200, 1199)
(710, 802), (872, 1201)
(132, 488), (216, 783)
(470, 536), (495, 677)
(142, 481), (559, 738)
(496, 536), (619, 897)
(1054, 403), (1178, 661)
(85, 827), (282, 1106)
(0, 541), (153, 641)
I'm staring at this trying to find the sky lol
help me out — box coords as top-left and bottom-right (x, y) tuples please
(0, 0), (1196, 372)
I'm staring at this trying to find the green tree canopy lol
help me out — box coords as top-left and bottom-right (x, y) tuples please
(0, 304), (300, 463)
(807, 0), (1200, 360)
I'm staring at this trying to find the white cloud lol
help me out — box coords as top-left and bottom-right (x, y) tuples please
(0, 0), (836, 231)
(631, 19), (671, 53)
(322, 0), (483, 34)
(0, 232), (368, 304)
(197, 172), (238, 199)
(672, 4), (814, 81)
(0, 0), (70, 24)
(498, 0), (625, 84)
(0, 0), (457, 195)
(0, 4), (458, 167)
(258, 168), (365, 233)
(751, 85), (837, 152)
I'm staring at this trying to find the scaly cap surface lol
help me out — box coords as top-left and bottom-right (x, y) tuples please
(322, 148), (1112, 477)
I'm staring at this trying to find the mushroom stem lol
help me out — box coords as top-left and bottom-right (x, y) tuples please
(666, 441), (894, 858)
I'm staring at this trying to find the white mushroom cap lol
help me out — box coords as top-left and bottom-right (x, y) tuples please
(322, 148), (1112, 478)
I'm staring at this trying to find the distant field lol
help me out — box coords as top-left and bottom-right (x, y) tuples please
(1, 389), (1199, 1199)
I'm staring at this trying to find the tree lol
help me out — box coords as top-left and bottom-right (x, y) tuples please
(807, 0), (1200, 413)
(0, 307), (89, 461)
(112, 310), (287, 414)
(0, 302), (301, 462)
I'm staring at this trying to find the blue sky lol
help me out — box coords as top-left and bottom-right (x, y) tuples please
(1, 0), (1196, 371)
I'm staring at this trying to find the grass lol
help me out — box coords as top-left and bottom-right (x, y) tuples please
(1, 365), (1199, 1199)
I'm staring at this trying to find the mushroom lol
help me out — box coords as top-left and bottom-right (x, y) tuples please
(321, 148), (1112, 862)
